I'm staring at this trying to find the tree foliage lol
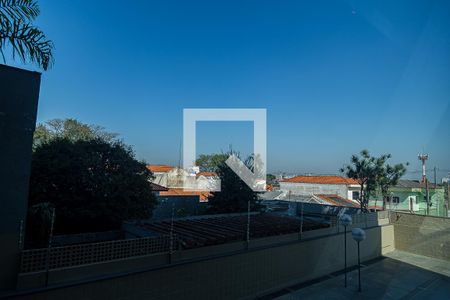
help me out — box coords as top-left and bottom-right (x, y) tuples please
(0, 0), (54, 70)
(378, 163), (408, 209)
(341, 150), (407, 212)
(29, 137), (156, 235)
(266, 173), (276, 184)
(195, 153), (228, 172)
(208, 151), (261, 214)
(33, 118), (118, 149)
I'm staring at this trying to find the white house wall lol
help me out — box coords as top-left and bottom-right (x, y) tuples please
(279, 182), (349, 199)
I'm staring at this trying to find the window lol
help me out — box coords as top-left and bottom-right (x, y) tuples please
(386, 196), (400, 204)
(352, 191), (360, 200)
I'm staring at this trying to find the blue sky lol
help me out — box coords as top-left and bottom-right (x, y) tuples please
(7, 0), (450, 179)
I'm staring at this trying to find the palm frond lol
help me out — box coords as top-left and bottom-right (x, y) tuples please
(0, 0), (39, 22)
(0, 18), (54, 70)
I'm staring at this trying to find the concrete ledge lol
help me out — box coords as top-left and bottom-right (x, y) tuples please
(9, 224), (394, 300)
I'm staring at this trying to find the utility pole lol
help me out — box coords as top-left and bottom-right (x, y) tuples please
(418, 154), (429, 215)
(426, 179), (430, 215)
(434, 167), (438, 216)
(447, 179), (449, 217)
(434, 167), (437, 187)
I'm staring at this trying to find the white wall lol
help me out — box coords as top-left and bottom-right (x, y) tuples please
(279, 182), (349, 199)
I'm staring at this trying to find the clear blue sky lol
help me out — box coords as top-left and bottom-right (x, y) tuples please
(8, 0), (450, 179)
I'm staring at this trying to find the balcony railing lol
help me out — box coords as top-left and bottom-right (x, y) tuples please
(20, 234), (177, 273)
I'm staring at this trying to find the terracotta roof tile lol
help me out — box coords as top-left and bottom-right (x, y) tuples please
(146, 165), (174, 173)
(159, 188), (212, 201)
(315, 194), (359, 208)
(196, 171), (218, 177)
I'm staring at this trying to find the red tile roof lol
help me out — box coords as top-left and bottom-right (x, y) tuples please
(281, 175), (358, 185)
(146, 164), (174, 173)
(159, 188), (212, 201)
(196, 171), (218, 177)
(315, 194), (359, 208)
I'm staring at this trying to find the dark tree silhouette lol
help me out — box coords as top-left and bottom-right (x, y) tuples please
(29, 138), (157, 235)
(208, 151), (261, 214)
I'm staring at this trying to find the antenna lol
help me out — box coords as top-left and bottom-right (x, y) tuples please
(418, 153), (428, 183)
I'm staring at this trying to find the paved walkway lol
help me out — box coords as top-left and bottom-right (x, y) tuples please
(272, 250), (450, 300)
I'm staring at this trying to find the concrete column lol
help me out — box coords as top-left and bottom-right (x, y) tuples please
(0, 64), (41, 291)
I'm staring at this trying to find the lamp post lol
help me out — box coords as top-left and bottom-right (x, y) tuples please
(340, 214), (352, 287)
(352, 228), (366, 292)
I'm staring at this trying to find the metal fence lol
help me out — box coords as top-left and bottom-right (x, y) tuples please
(20, 234), (177, 273)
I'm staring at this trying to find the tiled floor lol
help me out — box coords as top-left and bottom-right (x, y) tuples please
(272, 250), (450, 300)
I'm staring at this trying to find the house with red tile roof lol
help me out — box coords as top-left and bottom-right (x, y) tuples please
(159, 188), (211, 202)
(146, 164), (174, 173)
(279, 175), (361, 203)
(146, 164), (219, 195)
(196, 171), (218, 178)
(149, 182), (169, 195)
(312, 194), (359, 208)
(146, 167), (213, 220)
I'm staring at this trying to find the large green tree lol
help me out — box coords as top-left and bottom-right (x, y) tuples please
(341, 150), (407, 212)
(208, 151), (261, 213)
(378, 163), (408, 210)
(29, 120), (156, 235)
(0, 0), (54, 70)
(195, 153), (228, 172)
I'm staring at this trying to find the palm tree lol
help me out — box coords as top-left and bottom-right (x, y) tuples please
(0, 0), (54, 70)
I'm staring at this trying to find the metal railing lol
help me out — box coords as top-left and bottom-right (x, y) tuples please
(20, 234), (177, 273)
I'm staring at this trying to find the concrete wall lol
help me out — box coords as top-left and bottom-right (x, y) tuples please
(6, 224), (394, 300)
(0, 65), (41, 291)
(391, 212), (450, 261)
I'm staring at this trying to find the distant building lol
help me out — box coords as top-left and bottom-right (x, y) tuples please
(312, 194), (360, 208)
(259, 190), (359, 208)
(149, 182), (169, 195)
(369, 179), (446, 217)
(279, 175), (361, 202)
(146, 164), (174, 187)
(146, 165), (216, 220)
(147, 165), (219, 193)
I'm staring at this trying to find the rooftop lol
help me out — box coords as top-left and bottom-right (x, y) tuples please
(149, 182), (169, 192)
(395, 179), (441, 189)
(313, 194), (359, 208)
(280, 176), (359, 185)
(159, 188), (211, 201)
(266, 250), (450, 300)
(196, 171), (218, 177)
(146, 164), (174, 173)
(136, 214), (328, 249)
